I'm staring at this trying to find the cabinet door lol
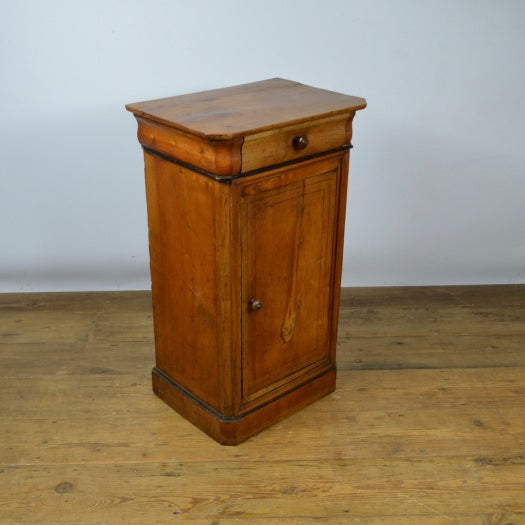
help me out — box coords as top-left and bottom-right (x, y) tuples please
(239, 157), (341, 404)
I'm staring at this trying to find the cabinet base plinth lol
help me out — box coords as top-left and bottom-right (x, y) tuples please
(152, 367), (336, 445)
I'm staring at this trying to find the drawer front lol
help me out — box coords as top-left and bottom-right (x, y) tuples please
(241, 115), (349, 172)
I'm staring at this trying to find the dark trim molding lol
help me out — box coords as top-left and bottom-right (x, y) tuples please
(152, 364), (335, 422)
(143, 143), (353, 183)
(152, 367), (239, 422)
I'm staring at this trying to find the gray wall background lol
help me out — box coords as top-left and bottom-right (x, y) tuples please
(1, 0), (524, 291)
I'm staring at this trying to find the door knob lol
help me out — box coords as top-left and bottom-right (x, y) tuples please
(292, 134), (308, 151)
(249, 298), (263, 312)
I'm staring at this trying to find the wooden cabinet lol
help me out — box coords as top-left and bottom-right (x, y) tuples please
(126, 79), (366, 444)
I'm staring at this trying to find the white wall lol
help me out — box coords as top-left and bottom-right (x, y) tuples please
(1, 0), (524, 291)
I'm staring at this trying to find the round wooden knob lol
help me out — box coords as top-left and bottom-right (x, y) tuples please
(249, 299), (263, 312)
(292, 135), (309, 151)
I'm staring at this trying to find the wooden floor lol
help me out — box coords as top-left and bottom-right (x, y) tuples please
(1, 285), (524, 524)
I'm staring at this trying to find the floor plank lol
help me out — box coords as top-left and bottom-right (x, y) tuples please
(2, 459), (524, 522)
(1, 286), (524, 524)
(338, 334), (525, 370)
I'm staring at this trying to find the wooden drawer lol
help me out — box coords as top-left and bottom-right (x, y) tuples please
(241, 114), (350, 172)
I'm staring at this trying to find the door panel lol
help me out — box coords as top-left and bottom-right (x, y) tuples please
(240, 161), (339, 403)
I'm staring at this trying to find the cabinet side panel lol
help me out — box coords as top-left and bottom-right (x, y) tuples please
(144, 152), (220, 408)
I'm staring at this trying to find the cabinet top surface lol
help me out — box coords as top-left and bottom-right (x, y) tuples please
(125, 78), (366, 140)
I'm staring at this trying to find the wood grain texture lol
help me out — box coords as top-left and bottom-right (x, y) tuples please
(144, 152), (222, 409)
(141, 150), (350, 440)
(132, 78), (362, 443)
(241, 114), (350, 172)
(338, 285), (525, 370)
(126, 78), (366, 140)
(127, 79), (364, 178)
(136, 116), (243, 176)
(238, 158), (340, 406)
(127, 80), (365, 442)
(1, 286), (524, 523)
